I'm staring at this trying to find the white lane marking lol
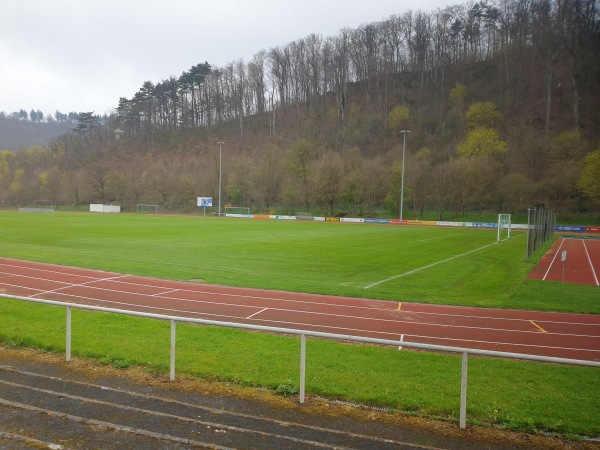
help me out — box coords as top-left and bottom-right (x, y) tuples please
(28, 289), (600, 340)
(246, 308), (268, 319)
(543, 238), (565, 281)
(5, 274), (597, 329)
(152, 289), (181, 296)
(0, 261), (108, 281)
(3, 264), (600, 330)
(582, 239), (600, 286)
(29, 275), (129, 298)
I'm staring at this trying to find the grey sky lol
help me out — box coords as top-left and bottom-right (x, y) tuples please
(1, 0), (454, 117)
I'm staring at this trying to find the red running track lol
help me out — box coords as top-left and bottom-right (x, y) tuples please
(0, 257), (599, 362)
(527, 237), (600, 286)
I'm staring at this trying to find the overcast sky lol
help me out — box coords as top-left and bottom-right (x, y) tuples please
(1, 0), (455, 117)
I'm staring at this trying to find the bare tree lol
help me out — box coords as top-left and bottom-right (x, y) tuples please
(531, 0), (563, 141)
(558, 0), (599, 129)
(314, 151), (344, 215)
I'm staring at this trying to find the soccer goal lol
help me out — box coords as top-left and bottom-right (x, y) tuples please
(136, 204), (159, 214)
(497, 214), (511, 242)
(19, 200), (55, 212)
(225, 206), (251, 216)
(296, 212), (314, 221)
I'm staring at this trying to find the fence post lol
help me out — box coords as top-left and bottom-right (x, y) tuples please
(170, 319), (176, 381)
(460, 352), (468, 429)
(300, 333), (306, 403)
(526, 208), (532, 260)
(66, 306), (72, 361)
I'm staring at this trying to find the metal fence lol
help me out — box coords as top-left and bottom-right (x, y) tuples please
(2, 293), (598, 430)
(526, 207), (557, 260)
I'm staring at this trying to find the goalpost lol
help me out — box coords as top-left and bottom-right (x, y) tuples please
(296, 212), (314, 221)
(497, 214), (511, 242)
(136, 204), (159, 214)
(225, 206), (251, 216)
(19, 200), (55, 212)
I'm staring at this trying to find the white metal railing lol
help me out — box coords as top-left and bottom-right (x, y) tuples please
(2, 293), (599, 429)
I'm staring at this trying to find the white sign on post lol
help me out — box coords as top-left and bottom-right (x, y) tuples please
(197, 197), (213, 207)
(197, 197), (213, 216)
(561, 250), (567, 285)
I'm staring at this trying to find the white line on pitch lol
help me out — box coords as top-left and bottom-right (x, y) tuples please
(542, 238), (565, 281)
(364, 241), (498, 289)
(246, 308), (268, 319)
(582, 239), (599, 286)
(416, 234), (454, 242)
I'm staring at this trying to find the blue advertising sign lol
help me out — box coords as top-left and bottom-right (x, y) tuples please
(472, 222), (497, 229)
(364, 218), (391, 224)
(555, 225), (585, 232)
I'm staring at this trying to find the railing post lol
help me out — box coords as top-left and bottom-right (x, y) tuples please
(460, 352), (468, 429)
(299, 333), (306, 403)
(66, 306), (72, 361)
(170, 319), (176, 381)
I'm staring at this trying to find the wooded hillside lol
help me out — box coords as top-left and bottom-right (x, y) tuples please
(1, 0), (599, 217)
(0, 112), (76, 152)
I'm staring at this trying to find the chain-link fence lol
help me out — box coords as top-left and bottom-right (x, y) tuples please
(526, 207), (557, 260)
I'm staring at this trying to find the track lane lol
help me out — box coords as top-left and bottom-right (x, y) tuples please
(583, 239), (600, 286)
(1, 257), (599, 361)
(528, 238), (600, 285)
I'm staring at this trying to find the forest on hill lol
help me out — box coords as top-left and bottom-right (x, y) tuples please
(0, 111), (79, 152)
(1, 0), (599, 218)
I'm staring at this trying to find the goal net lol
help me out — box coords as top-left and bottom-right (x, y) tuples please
(225, 207), (251, 217)
(497, 214), (511, 242)
(19, 200), (55, 212)
(296, 212), (314, 221)
(136, 204), (159, 214)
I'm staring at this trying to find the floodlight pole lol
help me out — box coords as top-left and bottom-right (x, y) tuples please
(399, 130), (410, 223)
(217, 141), (224, 217)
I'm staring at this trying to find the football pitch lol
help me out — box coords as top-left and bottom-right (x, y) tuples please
(0, 211), (597, 313)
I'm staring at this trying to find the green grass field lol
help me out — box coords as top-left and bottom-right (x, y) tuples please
(1, 211), (599, 437)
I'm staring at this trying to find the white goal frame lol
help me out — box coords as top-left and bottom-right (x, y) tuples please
(136, 204), (159, 214)
(296, 212), (314, 221)
(497, 214), (512, 242)
(225, 206), (251, 216)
